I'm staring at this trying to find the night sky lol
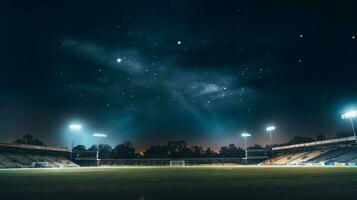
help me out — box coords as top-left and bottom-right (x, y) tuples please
(2, 0), (357, 150)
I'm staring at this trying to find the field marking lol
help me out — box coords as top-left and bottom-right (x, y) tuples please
(1, 165), (357, 171)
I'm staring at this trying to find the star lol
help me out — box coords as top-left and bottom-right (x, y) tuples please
(116, 58), (122, 63)
(352, 36), (356, 39)
(177, 41), (182, 45)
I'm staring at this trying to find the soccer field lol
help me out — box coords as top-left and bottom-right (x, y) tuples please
(0, 166), (357, 200)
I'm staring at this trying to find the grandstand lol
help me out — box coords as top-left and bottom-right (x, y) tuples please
(264, 136), (357, 166)
(0, 143), (78, 168)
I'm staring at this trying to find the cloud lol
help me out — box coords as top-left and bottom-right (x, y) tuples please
(200, 84), (220, 94)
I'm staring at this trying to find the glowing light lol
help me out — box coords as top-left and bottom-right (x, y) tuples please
(341, 110), (357, 119)
(266, 126), (276, 132)
(177, 41), (181, 45)
(93, 133), (107, 138)
(69, 124), (82, 131)
(116, 58), (122, 63)
(241, 133), (251, 137)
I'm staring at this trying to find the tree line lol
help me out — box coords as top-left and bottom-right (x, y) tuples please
(12, 130), (355, 159)
(73, 141), (247, 159)
(72, 131), (355, 159)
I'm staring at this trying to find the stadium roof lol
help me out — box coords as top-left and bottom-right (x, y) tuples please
(0, 143), (71, 152)
(272, 136), (356, 151)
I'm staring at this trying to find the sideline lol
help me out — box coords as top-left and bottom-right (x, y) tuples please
(1, 164), (357, 171)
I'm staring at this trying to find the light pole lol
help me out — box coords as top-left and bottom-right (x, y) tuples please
(266, 126), (276, 146)
(241, 133), (251, 164)
(341, 110), (357, 144)
(69, 123), (82, 160)
(93, 133), (107, 165)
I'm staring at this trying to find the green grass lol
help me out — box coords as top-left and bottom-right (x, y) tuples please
(0, 166), (357, 200)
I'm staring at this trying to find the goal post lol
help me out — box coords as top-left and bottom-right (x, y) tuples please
(169, 160), (185, 166)
(31, 162), (50, 168)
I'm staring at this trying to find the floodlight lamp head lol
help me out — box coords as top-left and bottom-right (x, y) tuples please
(341, 110), (357, 120)
(93, 133), (107, 138)
(266, 126), (276, 132)
(69, 124), (82, 131)
(241, 133), (251, 137)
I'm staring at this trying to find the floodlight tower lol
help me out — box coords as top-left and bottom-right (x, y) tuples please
(69, 123), (82, 160)
(341, 110), (357, 144)
(69, 124), (82, 149)
(266, 126), (276, 146)
(93, 133), (107, 161)
(241, 133), (251, 164)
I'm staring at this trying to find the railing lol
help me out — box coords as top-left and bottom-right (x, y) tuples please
(99, 157), (244, 166)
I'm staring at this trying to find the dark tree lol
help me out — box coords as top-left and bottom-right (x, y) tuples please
(226, 144), (245, 157)
(316, 134), (326, 141)
(191, 146), (204, 157)
(13, 135), (45, 146)
(336, 131), (353, 138)
(98, 144), (112, 159)
(288, 136), (315, 144)
(204, 147), (215, 157)
(219, 146), (229, 157)
(167, 141), (187, 158)
(248, 144), (263, 149)
(73, 145), (86, 152)
(88, 145), (98, 151)
(143, 145), (168, 158)
(113, 142), (137, 158)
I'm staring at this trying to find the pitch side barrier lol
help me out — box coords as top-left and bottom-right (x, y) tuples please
(99, 158), (244, 166)
(272, 136), (356, 151)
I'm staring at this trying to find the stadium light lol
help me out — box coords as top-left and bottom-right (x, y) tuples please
(241, 133), (251, 138)
(266, 126), (276, 146)
(266, 126), (275, 132)
(241, 133), (251, 164)
(69, 123), (82, 160)
(341, 110), (357, 144)
(93, 133), (107, 138)
(341, 110), (357, 120)
(93, 133), (107, 162)
(69, 124), (82, 131)
(69, 123), (82, 148)
(241, 133), (251, 149)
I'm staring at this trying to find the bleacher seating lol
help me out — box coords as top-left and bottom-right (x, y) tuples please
(348, 157), (357, 163)
(288, 149), (327, 165)
(308, 148), (351, 163)
(270, 152), (308, 165)
(0, 143), (79, 168)
(330, 149), (357, 163)
(0, 153), (23, 168)
(265, 146), (357, 166)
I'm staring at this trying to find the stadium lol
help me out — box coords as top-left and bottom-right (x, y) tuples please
(1, 131), (357, 199)
(4, 1), (357, 199)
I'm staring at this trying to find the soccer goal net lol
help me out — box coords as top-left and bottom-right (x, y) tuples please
(31, 162), (50, 168)
(169, 160), (185, 166)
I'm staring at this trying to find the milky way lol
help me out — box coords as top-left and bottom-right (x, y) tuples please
(1, 0), (357, 149)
